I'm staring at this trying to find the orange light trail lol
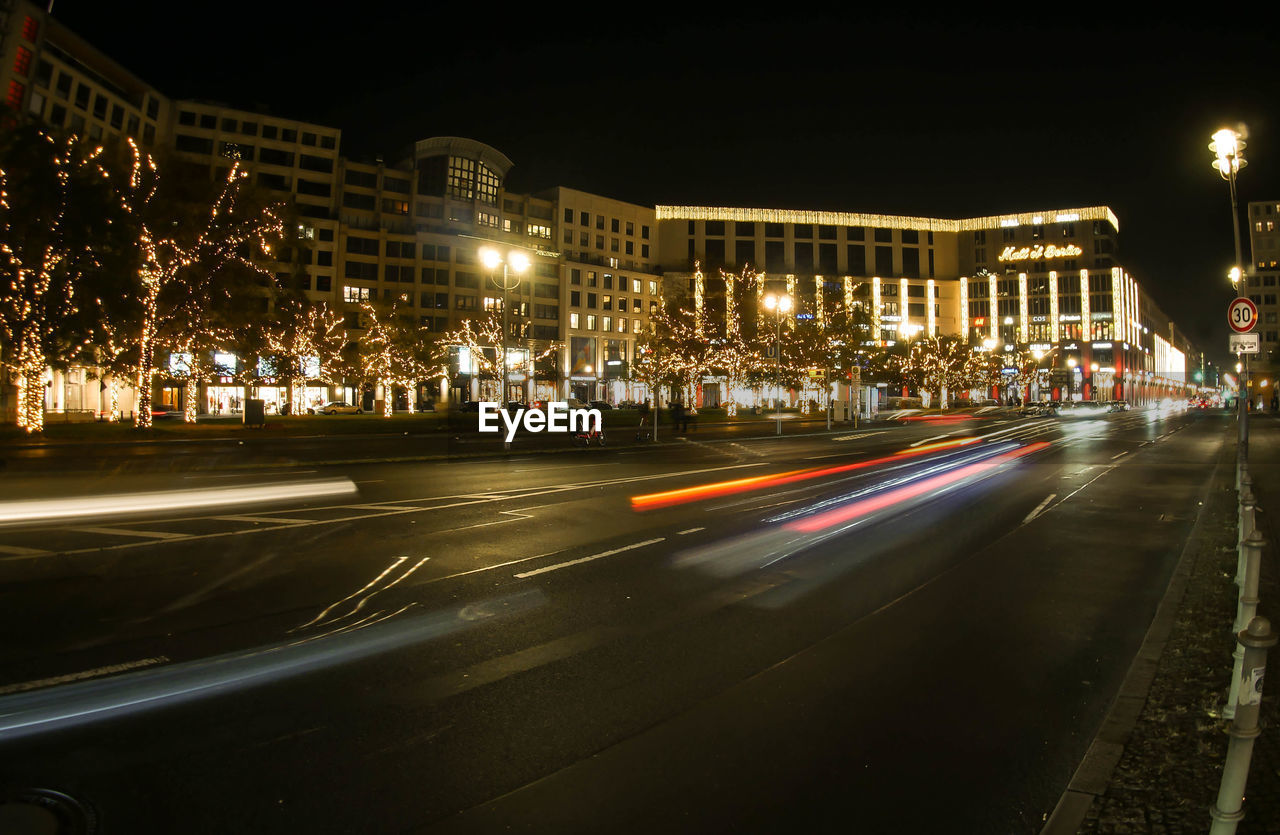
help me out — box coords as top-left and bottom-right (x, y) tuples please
(630, 437), (981, 511)
(784, 442), (1049, 533)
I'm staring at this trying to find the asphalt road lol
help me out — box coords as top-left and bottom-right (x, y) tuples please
(0, 408), (1225, 833)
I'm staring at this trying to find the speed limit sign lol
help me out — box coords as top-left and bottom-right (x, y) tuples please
(1229, 297), (1258, 333)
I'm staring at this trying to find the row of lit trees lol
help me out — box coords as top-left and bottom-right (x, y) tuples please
(0, 122), (545, 431)
(633, 265), (1029, 410)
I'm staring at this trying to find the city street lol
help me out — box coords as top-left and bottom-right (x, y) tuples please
(0, 409), (1223, 833)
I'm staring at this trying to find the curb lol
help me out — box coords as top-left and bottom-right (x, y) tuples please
(1039, 427), (1233, 834)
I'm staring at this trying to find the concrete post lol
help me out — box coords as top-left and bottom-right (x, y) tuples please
(1211, 616), (1278, 834)
(1225, 530), (1265, 720)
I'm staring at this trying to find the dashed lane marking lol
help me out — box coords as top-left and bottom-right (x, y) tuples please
(1022, 494), (1057, 525)
(514, 538), (666, 579)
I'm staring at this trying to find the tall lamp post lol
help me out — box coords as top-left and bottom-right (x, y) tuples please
(1210, 128), (1248, 456)
(479, 247), (531, 402)
(480, 247), (530, 449)
(762, 292), (792, 436)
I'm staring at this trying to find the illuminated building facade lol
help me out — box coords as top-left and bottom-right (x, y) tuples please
(0, 3), (657, 416)
(659, 205), (1198, 403)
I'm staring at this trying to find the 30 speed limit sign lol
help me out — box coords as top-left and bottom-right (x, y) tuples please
(1229, 297), (1258, 333)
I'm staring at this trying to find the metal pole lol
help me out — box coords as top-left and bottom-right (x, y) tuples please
(1229, 164), (1249, 472)
(1210, 616), (1278, 834)
(1226, 528), (1265, 718)
(775, 313), (783, 436)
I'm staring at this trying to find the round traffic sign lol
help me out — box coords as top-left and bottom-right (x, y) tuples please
(1229, 297), (1258, 333)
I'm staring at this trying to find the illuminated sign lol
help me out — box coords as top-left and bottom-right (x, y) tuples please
(997, 244), (1084, 262)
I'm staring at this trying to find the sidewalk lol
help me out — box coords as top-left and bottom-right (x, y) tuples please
(1046, 415), (1280, 833)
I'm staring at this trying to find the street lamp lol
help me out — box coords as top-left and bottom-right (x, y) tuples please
(762, 292), (792, 435)
(479, 247), (531, 406)
(1210, 127), (1250, 454)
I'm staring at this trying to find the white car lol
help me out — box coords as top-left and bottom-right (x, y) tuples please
(316, 401), (362, 415)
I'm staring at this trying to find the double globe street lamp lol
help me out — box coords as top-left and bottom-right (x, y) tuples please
(1209, 128), (1249, 455)
(762, 293), (792, 435)
(479, 247), (531, 405)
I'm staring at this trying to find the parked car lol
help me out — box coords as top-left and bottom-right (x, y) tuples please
(588, 400), (613, 410)
(1106, 400), (1131, 412)
(317, 401), (362, 415)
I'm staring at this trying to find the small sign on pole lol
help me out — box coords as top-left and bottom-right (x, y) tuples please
(1230, 333), (1261, 354)
(1229, 297), (1258, 333)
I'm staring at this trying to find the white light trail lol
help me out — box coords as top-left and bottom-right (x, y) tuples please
(0, 479), (358, 524)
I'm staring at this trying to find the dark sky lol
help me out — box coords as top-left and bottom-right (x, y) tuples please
(51, 3), (1280, 364)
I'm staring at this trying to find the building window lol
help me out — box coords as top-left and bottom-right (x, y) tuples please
(13, 46), (33, 77)
(6, 81), (25, 110)
(528, 224), (551, 239)
(22, 16), (39, 41)
(343, 285), (372, 302)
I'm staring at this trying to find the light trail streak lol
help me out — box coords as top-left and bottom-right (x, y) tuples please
(0, 479), (359, 524)
(784, 443), (1049, 533)
(630, 438), (981, 511)
(674, 441), (1050, 578)
(0, 590), (546, 739)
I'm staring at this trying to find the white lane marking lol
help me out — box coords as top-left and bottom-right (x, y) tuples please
(1111, 451), (1128, 460)
(908, 433), (954, 448)
(345, 503), (431, 511)
(1022, 494), (1057, 525)
(833, 432), (877, 442)
(1057, 466), (1116, 505)
(417, 551), (566, 585)
(213, 515), (311, 525)
(0, 544), (49, 556)
(514, 538), (665, 579)
(676, 527), (705, 535)
(66, 526), (189, 540)
(297, 556), (414, 630)
(184, 470), (318, 479)
(0, 656), (170, 696)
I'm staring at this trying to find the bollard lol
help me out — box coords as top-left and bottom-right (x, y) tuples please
(1225, 529), (1266, 719)
(1210, 616), (1278, 835)
(1236, 485), (1256, 587)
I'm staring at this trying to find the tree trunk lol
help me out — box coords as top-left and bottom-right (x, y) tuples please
(184, 356), (202, 423)
(16, 339), (47, 432)
(135, 291), (157, 429)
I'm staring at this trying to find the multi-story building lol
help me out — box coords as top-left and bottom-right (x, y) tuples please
(549, 188), (659, 403)
(1247, 200), (1280, 372)
(0, 1), (1203, 420)
(658, 205), (1195, 405)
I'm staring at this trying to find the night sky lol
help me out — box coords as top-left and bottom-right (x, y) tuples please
(51, 4), (1280, 364)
